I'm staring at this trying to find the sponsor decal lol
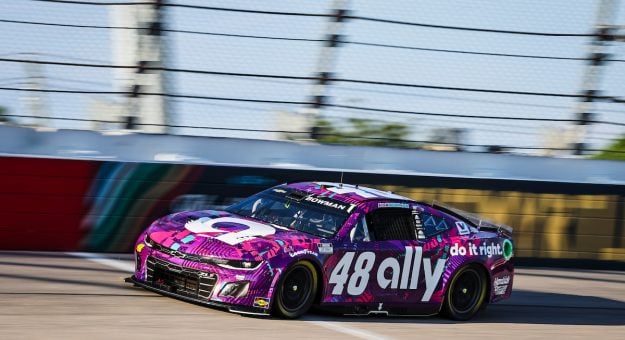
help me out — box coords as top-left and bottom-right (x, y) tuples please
(303, 196), (348, 210)
(185, 217), (276, 245)
(450, 241), (503, 258)
(502, 239), (514, 261)
(253, 297), (270, 309)
(136, 243), (145, 253)
(317, 242), (334, 254)
(413, 208), (425, 240)
(328, 247), (446, 302)
(377, 202), (410, 209)
(455, 221), (471, 236)
(493, 275), (511, 295)
(272, 188), (287, 194)
(288, 249), (318, 258)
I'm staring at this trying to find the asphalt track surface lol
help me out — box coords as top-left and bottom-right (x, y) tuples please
(1, 252), (624, 339)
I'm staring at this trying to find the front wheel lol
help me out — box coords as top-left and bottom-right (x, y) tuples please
(272, 261), (318, 319)
(442, 266), (487, 320)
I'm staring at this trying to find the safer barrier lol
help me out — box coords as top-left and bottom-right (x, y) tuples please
(1, 156), (624, 265)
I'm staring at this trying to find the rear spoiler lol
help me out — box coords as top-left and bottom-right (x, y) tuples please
(430, 201), (513, 237)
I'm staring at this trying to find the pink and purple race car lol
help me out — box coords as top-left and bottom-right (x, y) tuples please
(127, 182), (514, 320)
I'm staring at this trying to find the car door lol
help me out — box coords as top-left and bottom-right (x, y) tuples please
(410, 208), (454, 307)
(363, 206), (449, 307)
(323, 205), (423, 311)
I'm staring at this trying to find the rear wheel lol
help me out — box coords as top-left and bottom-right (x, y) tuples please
(272, 261), (318, 319)
(442, 266), (487, 320)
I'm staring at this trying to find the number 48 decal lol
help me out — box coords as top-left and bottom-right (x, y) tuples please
(329, 252), (375, 295)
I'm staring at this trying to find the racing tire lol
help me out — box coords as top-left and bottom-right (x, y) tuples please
(442, 265), (488, 321)
(272, 261), (318, 319)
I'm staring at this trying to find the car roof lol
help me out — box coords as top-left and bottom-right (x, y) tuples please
(282, 181), (413, 204)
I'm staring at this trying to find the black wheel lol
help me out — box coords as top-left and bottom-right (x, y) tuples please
(442, 266), (487, 320)
(272, 261), (318, 319)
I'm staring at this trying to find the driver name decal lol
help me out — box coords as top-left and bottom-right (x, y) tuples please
(303, 196), (347, 210)
(329, 246), (447, 302)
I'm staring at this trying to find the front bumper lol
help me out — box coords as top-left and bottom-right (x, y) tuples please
(131, 242), (276, 316)
(125, 275), (270, 316)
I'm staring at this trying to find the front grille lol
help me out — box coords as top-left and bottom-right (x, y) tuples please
(146, 257), (218, 299)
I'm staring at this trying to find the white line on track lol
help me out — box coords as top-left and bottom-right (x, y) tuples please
(67, 252), (135, 273)
(306, 320), (394, 340)
(67, 252), (394, 340)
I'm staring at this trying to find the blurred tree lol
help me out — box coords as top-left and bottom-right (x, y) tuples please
(312, 118), (415, 148)
(423, 127), (466, 152)
(0, 106), (8, 122)
(593, 136), (625, 161)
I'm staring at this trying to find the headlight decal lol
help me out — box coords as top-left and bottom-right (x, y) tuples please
(219, 281), (250, 297)
(144, 233), (154, 247)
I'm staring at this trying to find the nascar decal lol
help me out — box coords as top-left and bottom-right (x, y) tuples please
(329, 247), (446, 302)
(184, 217), (276, 245)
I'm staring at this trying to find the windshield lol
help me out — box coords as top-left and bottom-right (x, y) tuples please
(225, 187), (352, 238)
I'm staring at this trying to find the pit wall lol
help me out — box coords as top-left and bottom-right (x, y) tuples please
(1, 156), (624, 264)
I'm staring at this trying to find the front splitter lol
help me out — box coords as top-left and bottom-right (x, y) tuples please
(125, 276), (270, 316)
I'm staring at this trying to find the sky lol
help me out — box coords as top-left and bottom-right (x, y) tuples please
(1, 0), (625, 153)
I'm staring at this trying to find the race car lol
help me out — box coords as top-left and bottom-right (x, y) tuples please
(127, 181), (514, 320)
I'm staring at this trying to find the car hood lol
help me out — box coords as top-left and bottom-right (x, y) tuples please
(145, 210), (319, 261)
